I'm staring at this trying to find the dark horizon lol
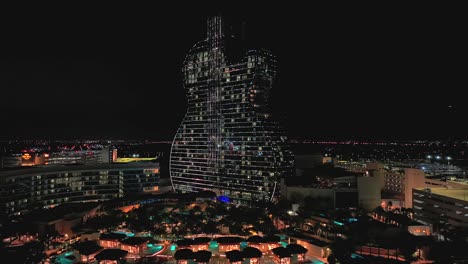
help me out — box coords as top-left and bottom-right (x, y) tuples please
(1, 6), (465, 141)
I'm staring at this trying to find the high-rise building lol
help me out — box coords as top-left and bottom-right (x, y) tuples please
(383, 168), (426, 208)
(170, 17), (294, 202)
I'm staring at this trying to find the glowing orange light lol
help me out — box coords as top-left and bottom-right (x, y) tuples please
(22, 153), (31, 160)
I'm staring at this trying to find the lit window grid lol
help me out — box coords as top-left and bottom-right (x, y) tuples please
(1, 167), (159, 216)
(170, 18), (294, 202)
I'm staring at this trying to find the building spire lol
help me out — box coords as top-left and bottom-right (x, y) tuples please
(207, 16), (223, 50)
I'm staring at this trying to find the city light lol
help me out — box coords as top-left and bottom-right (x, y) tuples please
(2, 10), (467, 264)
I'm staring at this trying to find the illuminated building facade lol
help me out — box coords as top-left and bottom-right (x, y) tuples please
(120, 237), (149, 255)
(1, 146), (118, 168)
(99, 233), (127, 248)
(413, 188), (468, 228)
(170, 16), (294, 202)
(0, 163), (159, 216)
(0, 154), (22, 168)
(383, 168), (426, 208)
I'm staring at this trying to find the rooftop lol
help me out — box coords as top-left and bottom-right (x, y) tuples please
(121, 237), (150, 246)
(176, 239), (196, 247)
(216, 236), (243, 244)
(174, 249), (194, 260)
(287, 232), (330, 247)
(194, 250), (212, 262)
(27, 203), (100, 223)
(271, 247), (291, 258)
(0, 162), (159, 179)
(225, 250), (244, 262)
(193, 237), (212, 244)
(95, 249), (128, 261)
(286, 244), (308, 254)
(263, 235), (280, 243)
(100, 233), (127, 241)
(416, 188), (468, 201)
(242, 247), (262, 258)
(247, 236), (264, 243)
(73, 241), (103, 256)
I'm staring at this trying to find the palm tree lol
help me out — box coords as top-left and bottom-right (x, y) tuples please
(203, 220), (219, 238)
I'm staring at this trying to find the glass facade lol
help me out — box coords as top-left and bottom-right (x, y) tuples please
(170, 17), (294, 202)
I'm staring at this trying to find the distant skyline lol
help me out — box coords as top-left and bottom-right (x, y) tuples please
(0, 6), (465, 140)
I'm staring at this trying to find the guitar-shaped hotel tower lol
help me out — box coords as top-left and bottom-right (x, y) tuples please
(170, 16), (294, 203)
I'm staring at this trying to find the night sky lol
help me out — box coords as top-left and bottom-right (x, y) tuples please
(0, 6), (465, 140)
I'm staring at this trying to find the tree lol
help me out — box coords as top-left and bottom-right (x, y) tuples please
(327, 254), (337, 264)
(330, 237), (354, 263)
(301, 196), (332, 213)
(152, 226), (166, 241)
(202, 220), (219, 237)
(276, 198), (291, 211)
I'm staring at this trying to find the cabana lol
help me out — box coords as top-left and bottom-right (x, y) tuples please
(225, 250), (244, 264)
(246, 236), (266, 251)
(192, 237), (211, 251)
(287, 244), (308, 262)
(272, 247), (292, 264)
(263, 235), (281, 251)
(95, 249), (128, 264)
(73, 241), (103, 263)
(174, 248), (194, 264)
(194, 250), (212, 263)
(242, 247), (262, 264)
(216, 236), (243, 253)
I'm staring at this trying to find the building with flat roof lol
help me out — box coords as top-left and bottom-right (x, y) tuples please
(0, 162), (159, 216)
(383, 168), (426, 208)
(338, 162), (427, 208)
(73, 241), (104, 263)
(413, 188), (468, 228)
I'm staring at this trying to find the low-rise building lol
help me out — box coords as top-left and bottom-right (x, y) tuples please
(120, 237), (149, 255)
(95, 249), (128, 264)
(99, 233), (127, 249)
(73, 241), (104, 263)
(288, 234), (331, 259)
(176, 237), (211, 252)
